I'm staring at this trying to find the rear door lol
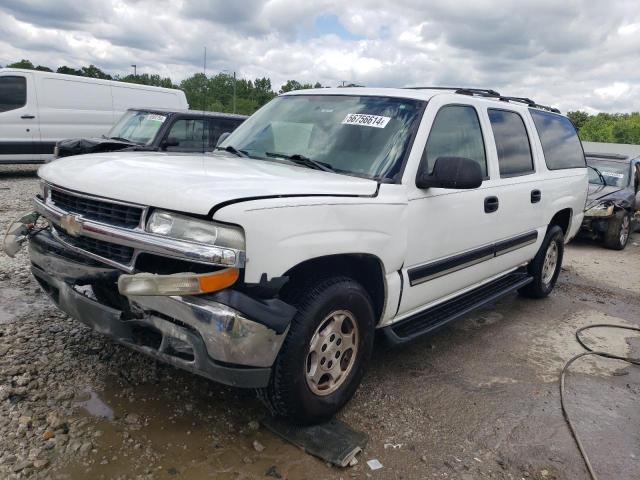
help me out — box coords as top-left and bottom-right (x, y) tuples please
(0, 72), (40, 163)
(482, 107), (545, 273)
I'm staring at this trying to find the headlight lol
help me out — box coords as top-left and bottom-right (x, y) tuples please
(146, 210), (245, 250)
(585, 203), (614, 217)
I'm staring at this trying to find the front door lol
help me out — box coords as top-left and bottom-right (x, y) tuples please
(0, 73), (40, 163)
(398, 100), (507, 317)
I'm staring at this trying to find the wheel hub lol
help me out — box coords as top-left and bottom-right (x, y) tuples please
(620, 216), (630, 245)
(305, 310), (358, 396)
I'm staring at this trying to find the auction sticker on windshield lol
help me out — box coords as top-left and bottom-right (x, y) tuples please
(145, 114), (166, 123)
(342, 113), (391, 128)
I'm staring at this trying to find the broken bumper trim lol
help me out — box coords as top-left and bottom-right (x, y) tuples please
(28, 230), (290, 388)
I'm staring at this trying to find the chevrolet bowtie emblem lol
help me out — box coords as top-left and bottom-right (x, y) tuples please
(60, 214), (83, 237)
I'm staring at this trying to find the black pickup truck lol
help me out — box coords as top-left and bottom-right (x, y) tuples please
(53, 108), (247, 159)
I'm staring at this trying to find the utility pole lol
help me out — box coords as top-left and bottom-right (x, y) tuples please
(131, 64), (137, 77)
(233, 71), (237, 114)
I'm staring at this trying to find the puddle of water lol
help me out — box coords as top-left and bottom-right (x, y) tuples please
(528, 310), (636, 382)
(59, 377), (350, 480)
(0, 287), (34, 324)
(76, 389), (115, 420)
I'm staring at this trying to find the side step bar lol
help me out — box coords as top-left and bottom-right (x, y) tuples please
(383, 270), (533, 345)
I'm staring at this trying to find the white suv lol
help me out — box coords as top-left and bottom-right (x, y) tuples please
(5, 87), (588, 424)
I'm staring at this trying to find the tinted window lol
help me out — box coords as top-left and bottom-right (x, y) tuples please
(488, 109), (534, 176)
(166, 119), (209, 151)
(422, 105), (487, 177)
(0, 76), (27, 112)
(530, 110), (585, 170)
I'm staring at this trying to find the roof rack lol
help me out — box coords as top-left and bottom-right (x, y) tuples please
(405, 86), (561, 114)
(499, 96), (561, 114)
(406, 87), (501, 97)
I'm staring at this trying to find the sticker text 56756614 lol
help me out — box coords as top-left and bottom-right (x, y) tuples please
(342, 113), (391, 129)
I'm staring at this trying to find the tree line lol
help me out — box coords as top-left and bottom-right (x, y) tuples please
(567, 111), (640, 145)
(2, 59), (336, 115)
(4, 60), (639, 144)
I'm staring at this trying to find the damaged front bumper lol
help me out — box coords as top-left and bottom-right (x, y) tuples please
(27, 228), (295, 388)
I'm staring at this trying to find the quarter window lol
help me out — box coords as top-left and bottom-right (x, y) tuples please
(529, 110), (585, 170)
(0, 76), (27, 113)
(422, 105), (487, 177)
(488, 109), (534, 177)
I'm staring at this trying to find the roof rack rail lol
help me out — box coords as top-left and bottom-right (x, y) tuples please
(499, 96), (561, 114)
(404, 87), (561, 113)
(406, 87), (502, 97)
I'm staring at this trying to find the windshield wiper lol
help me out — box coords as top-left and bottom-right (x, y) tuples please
(109, 136), (134, 143)
(265, 152), (335, 173)
(588, 165), (607, 186)
(216, 145), (248, 158)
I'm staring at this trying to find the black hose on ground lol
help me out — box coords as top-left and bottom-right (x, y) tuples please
(560, 324), (640, 480)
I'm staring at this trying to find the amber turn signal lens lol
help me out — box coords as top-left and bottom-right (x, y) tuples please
(198, 268), (239, 293)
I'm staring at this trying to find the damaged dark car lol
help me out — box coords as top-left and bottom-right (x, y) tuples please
(52, 108), (247, 160)
(581, 152), (640, 249)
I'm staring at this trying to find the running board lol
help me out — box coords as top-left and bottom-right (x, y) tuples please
(383, 270), (532, 345)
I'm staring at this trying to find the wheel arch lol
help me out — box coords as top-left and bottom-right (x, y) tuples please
(281, 253), (387, 324)
(548, 208), (572, 235)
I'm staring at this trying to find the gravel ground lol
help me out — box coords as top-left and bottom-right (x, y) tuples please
(1, 164), (639, 479)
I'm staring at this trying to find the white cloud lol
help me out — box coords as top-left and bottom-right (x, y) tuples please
(1, 0), (639, 112)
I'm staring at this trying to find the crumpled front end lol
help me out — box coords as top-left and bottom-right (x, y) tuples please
(7, 184), (295, 388)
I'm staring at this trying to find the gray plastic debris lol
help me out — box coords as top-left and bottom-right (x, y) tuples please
(262, 417), (368, 468)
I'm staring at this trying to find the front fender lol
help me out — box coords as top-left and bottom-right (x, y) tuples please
(213, 195), (408, 283)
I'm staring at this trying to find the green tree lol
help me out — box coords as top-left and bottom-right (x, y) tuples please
(279, 80), (314, 93)
(7, 59), (35, 69)
(567, 111), (590, 130)
(56, 66), (84, 76)
(81, 64), (112, 79)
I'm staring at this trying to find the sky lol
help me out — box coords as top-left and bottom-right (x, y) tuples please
(1, 0), (639, 113)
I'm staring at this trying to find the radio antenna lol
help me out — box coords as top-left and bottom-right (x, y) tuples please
(202, 46), (207, 154)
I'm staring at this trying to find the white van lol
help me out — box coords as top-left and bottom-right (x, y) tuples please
(0, 68), (189, 164)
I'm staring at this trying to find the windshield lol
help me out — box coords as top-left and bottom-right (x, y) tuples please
(586, 158), (630, 187)
(220, 95), (424, 180)
(108, 110), (167, 145)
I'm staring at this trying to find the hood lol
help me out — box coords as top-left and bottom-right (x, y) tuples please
(56, 137), (142, 158)
(38, 151), (378, 215)
(585, 183), (626, 209)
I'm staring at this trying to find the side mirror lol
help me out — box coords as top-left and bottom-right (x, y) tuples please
(161, 137), (180, 149)
(216, 132), (231, 147)
(416, 156), (483, 190)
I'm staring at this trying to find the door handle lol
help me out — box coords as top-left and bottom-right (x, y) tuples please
(21, 114), (35, 119)
(484, 196), (499, 213)
(531, 189), (541, 203)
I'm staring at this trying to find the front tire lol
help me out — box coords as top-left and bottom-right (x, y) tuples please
(260, 277), (375, 425)
(519, 225), (564, 299)
(603, 211), (631, 250)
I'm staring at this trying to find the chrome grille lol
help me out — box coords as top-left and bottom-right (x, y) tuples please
(55, 228), (134, 265)
(50, 188), (143, 228)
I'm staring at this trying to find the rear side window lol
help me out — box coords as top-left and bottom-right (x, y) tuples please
(488, 109), (534, 177)
(423, 105), (487, 177)
(530, 110), (586, 170)
(0, 76), (27, 112)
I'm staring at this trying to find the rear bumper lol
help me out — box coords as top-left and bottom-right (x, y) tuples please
(28, 229), (295, 388)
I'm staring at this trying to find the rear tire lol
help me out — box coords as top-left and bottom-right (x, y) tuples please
(603, 211), (631, 250)
(519, 225), (564, 299)
(260, 276), (375, 425)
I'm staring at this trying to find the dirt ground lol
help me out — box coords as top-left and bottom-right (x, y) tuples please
(1, 164), (639, 480)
